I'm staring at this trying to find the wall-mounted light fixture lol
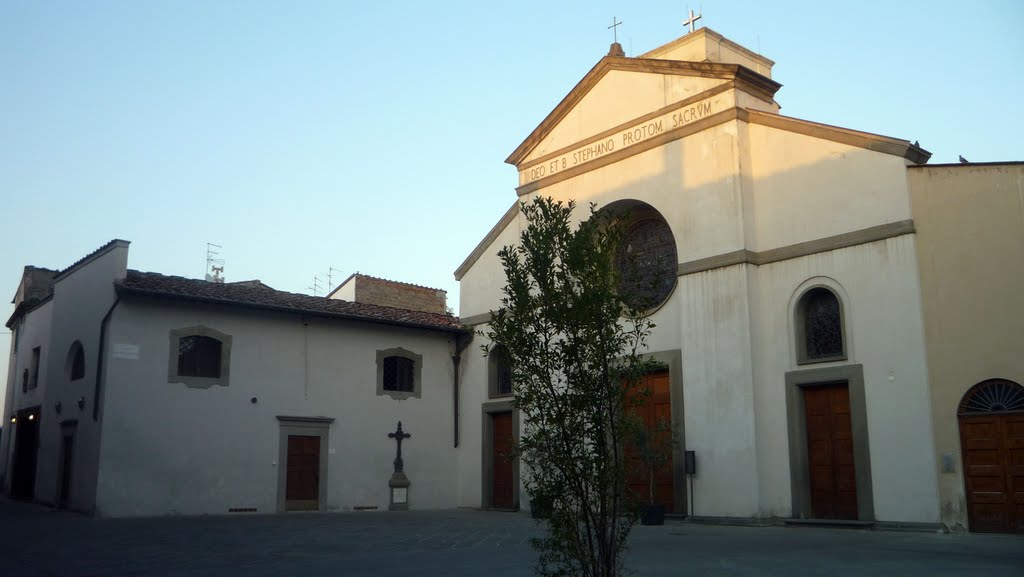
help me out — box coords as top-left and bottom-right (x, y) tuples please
(77, 396), (86, 410)
(9, 415), (15, 424)
(28, 414), (35, 421)
(55, 401), (62, 415)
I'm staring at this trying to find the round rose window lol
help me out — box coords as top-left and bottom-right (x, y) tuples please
(615, 216), (678, 310)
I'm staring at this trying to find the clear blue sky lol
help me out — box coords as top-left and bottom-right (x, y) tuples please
(2, 0), (1022, 405)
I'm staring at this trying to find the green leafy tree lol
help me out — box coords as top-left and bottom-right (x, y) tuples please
(486, 196), (658, 577)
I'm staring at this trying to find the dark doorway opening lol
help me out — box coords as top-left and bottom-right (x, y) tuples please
(58, 433), (75, 509)
(10, 407), (41, 500)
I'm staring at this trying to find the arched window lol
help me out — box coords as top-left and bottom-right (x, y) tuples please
(488, 344), (513, 398)
(67, 341), (86, 381)
(178, 336), (222, 378)
(958, 379), (1024, 414)
(796, 287), (846, 364)
(168, 326), (232, 388)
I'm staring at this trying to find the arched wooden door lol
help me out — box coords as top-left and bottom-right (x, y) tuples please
(958, 379), (1024, 534)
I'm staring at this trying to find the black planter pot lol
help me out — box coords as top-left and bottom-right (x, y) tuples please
(530, 497), (552, 519)
(640, 503), (666, 525)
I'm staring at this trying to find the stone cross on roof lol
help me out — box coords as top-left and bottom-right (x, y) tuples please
(683, 9), (702, 33)
(608, 17), (622, 43)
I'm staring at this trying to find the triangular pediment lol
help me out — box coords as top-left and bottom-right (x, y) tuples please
(506, 57), (781, 168)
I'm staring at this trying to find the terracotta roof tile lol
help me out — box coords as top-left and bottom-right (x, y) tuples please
(117, 270), (465, 333)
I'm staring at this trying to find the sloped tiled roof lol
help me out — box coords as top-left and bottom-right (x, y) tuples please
(116, 270), (465, 333)
(54, 239), (130, 281)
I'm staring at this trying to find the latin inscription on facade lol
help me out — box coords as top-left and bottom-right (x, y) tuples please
(519, 96), (718, 186)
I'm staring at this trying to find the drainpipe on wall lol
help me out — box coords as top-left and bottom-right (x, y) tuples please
(93, 298), (120, 422)
(451, 331), (473, 448)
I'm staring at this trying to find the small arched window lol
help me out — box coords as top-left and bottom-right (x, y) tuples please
(67, 341), (86, 381)
(178, 336), (223, 378)
(797, 287), (845, 364)
(376, 347), (422, 400)
(488, 344), (513, 398)
(168, 327), (231, 388)
(383, 356), (415, 392)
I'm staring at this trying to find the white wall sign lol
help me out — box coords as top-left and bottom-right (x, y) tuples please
(112, 344), (139, 360)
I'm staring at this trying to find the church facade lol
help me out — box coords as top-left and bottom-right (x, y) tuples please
(455, 29), (1023, 533)
(3, 28), (1022, 533)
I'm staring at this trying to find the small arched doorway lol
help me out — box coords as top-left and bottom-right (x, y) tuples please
(957, 379), (1024, 533)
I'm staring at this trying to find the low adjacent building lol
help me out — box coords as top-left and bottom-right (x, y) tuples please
(2, 240), (467, 516)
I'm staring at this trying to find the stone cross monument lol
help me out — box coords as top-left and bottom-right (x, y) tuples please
(387, 421), (411, 510)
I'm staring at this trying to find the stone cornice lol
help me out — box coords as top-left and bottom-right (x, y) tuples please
(639, 27), (776, 68)
(516, 106), (742, 196)
(453, 201), (520, 281)
(518, 82), (737, 173)
(505, 57), (780, 167)
(677, 220), (917, 275)
(512, 107), (930, 196)
(458, 220), (916, 321)
(745, 110), (931, 164)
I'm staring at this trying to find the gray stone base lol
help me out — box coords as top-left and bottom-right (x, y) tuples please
(682, 515), (946, 534)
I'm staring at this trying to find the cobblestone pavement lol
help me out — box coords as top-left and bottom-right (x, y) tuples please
(0, 499), (1021, 576)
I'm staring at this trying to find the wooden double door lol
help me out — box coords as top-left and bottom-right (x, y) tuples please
(804, 385), (858, 520)
(959, 413), (1024, 533)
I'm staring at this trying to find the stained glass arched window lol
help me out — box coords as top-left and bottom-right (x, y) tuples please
(489, 344), (513, 398)
(958, 379), (1024, 414)
(798, 287), (845, 363)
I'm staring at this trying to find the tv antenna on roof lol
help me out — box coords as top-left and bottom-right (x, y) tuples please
(206, 243), (225, 283)
(326, 267), (343, 292)
(308, 275), (324, 297)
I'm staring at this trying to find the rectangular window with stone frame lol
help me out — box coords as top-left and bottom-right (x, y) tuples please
(376, 348), (422, 400)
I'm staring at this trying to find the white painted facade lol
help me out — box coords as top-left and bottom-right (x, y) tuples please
(456, 28), (941, 525)
(97, 301), (460, 517)
(3, 241), (465, 517)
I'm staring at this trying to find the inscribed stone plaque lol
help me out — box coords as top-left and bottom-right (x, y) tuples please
(393, 488), (407, 504)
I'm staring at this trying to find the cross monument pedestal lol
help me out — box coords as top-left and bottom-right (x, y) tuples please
(388, 421), (411, 511)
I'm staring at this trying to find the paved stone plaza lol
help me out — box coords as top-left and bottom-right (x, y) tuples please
(0, 499), (1020, 577)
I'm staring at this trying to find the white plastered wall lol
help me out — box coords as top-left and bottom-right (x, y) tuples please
(744, 124), (913, 252)
(748, 236), (939, 522)
(0, 301), (53, 494)
(96, 301), (459, 517)
(34, 243), (128, 513)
